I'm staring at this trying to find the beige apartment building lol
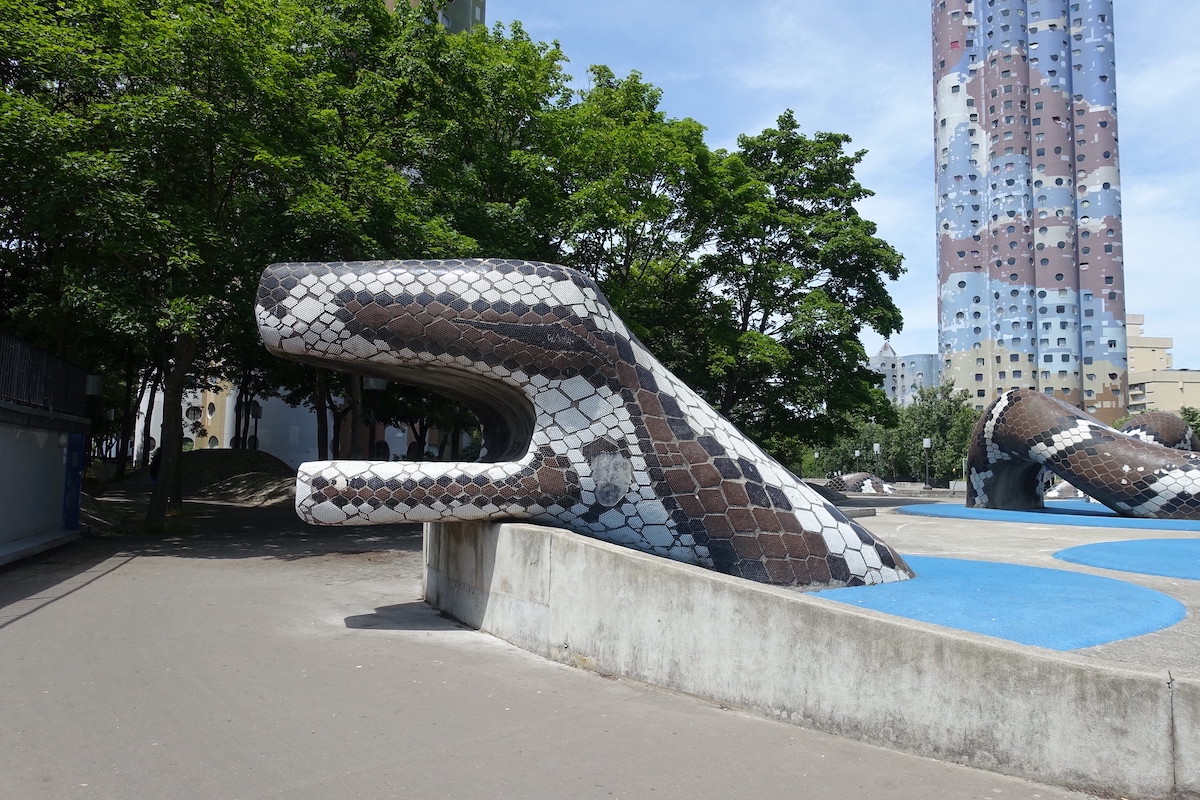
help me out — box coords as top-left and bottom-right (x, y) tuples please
(397, 0), (485, 32)
(1126, 313), (1200, 415)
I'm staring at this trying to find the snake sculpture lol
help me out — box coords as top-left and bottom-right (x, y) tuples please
(1119, 411), (1200, 452)
(255, 258), (913, 588)
(827, 472), (894, 495)
(966, 389), (1200, 518)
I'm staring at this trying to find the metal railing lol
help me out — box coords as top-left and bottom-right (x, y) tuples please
(0, 330), (88, 416)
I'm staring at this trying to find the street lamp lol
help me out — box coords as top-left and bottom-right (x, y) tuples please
(922, 437), (933, 490)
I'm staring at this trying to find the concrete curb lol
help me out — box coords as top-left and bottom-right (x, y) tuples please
(0, 529), (81, 568)
(424, 520), (1198, 800)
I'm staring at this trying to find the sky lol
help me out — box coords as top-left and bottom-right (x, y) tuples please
(489, 0), (1200, 370)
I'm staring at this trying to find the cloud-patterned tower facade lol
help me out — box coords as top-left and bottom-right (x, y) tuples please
(932, 0), (1127, 423)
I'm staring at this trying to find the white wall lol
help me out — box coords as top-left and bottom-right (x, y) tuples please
(0, 423), (68, 545)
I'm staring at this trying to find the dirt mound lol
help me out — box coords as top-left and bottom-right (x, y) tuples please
(181, 449), (296, 505)
(196, 472), (296, 506)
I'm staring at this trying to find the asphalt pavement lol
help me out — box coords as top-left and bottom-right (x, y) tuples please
(0, 492), (1106, 800)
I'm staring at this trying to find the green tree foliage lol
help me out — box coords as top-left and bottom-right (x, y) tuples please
(810, 385), (980, 486)
(415, 20), (572, 259)
(556, 66), (717, 285)
(893, 384), (980, 484)
(2, 2), (910, 516)
(683, 112), (904, 460)
(0, 0), (465, 524)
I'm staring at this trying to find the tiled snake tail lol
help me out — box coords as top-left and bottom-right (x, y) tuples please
(1119, 411), (1200, 451)
(966, 389), (1200, 519)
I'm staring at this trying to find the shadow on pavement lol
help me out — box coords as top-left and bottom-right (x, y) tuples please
(0, 544), (137, 629)
(84, 484), (423, 561)
(0, 487), (425, 611)
(344, 602), (469, 632)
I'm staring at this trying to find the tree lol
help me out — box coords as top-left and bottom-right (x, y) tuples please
(3, 4), (912, 507)
(892, 384), (979, 484)
(807, 384), (979, 486)
(683, 111), (904, 460)
(555, 66), (718, 289)
(414, 20), (572, 260)
(0, 0), (471, 525)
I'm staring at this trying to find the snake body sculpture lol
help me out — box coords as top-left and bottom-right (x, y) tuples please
(827, 473), (894, 495)
(256, 259), (913, 587)
(967, 389), (1200, 518)
(1119, 412), (1200, 451)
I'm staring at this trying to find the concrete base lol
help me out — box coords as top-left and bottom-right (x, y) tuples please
(0, 529), (81, 568)
(838, 506), (876, 518)
(424, 520), (1199, 800)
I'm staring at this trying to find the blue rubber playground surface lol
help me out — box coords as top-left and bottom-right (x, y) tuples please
(819, 555), (1186, 651)
(897, 500), (1200, 532)
(1056, 539), (1200, 581)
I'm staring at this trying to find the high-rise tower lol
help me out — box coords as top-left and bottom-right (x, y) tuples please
(932, 0), (1127, 423)
(398, 0), (485, 33)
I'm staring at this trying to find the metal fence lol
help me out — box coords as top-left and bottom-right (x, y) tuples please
(0, 330), (88, 416)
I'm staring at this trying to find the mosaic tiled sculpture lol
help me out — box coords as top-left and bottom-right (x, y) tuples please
(826, 473), (894, 495)
(1119, 411), (1200, 452)
(256, 259), (914, 587)
(967, 389), (1200, 518)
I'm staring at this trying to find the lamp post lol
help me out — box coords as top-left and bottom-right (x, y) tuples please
(922, 437), (932, 490)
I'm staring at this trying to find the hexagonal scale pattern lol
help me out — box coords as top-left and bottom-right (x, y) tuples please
(966, 389), (1200, 518)
(256, 259), (915, 588)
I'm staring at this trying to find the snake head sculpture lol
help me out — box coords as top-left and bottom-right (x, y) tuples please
(256, 258), (913, 588)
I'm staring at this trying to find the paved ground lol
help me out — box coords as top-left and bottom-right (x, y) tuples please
(0, 490), (1105, 800)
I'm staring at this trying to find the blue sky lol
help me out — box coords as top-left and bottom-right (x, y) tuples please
(490, 1), (1200, 371)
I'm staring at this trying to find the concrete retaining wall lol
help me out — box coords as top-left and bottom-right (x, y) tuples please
(0, 419), (83, 565)
(425, 520), (1199, 800)
(0, 423), (68, 544)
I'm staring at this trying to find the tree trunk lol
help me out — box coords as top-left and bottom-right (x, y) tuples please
(114, 356), (137, 479)
(347, 374), (366, 459)
(236, 377), (253, 448)
(330, 402), (343, 458)
(408, 419), (429, 461)
(314, 368), (329, 460)
(139, 367), (162, 468)
(147, 333), (196, 526)
(232, 384), (245, 448)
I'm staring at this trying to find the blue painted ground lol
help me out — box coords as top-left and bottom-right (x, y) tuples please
(818, 555), (1186, 651)
(898, 500), (1200, 532)
(1056, 539), (1200, 581)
